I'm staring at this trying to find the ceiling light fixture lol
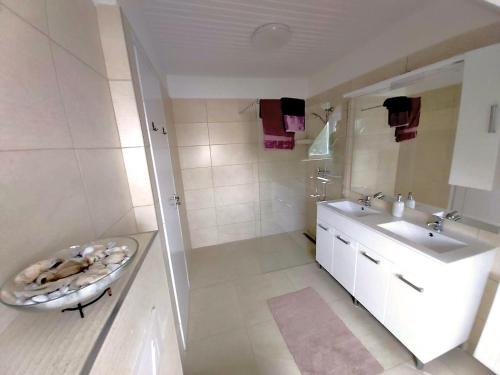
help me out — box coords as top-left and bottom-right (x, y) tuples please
(251, 23), (291, 51)
(483, 0), (500, 6)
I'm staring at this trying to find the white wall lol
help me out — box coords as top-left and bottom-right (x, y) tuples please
(166, 75), (308, 99)
(308, 0), (500, 96)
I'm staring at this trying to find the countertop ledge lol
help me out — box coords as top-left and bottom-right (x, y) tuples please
(0, 231), (158, 375)
(318, 200), (496, 264)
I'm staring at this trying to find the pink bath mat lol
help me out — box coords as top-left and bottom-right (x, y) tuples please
(268, 287), (383, 375)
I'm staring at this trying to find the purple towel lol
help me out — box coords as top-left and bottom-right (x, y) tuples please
(281, 98), (305, 132)
(395, 97), (421, 142)
(260, 99), (295, 149)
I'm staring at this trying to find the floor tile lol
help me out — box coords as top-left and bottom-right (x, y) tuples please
(235, 271), (296, 326)
(383, 359), (454, 375)
(183, 329), (259, 375)
(439, 348), (494, 375)
(188, 283), (245, 342)
(247, 320), (301, 375)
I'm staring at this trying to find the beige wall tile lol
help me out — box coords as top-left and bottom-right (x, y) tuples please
(76, 149), (133, 236)
(218, 221), (258, 243)
(208, 122), (258, 144)
(175, 123), (209, 146)
(178, 146), (211, 169)
(0, 150), (94, 284)
(52, 43), (121, 148)
(190, 226), (218, 248)
(216, 203), (257, 226)
(214, 184), (259, 207)
(184, 188), (215, 210)
(102, 208), (138, 237)
(181, 167), (213, 190)
(212, 164), (258, 187)
(110, 80), (144, 147)
(187, 208), (217, 230)
(134, 205), (158, 232)
(122, 147), (154, 207)
(2, 0), (48, 33)
(206, 99), (256, 123)
(172, 99), (207, 123)
(95, 4), (131, 80)
(211, 144), (258, 166)
(0, 7), (72, 150)
(46, 0), (106, 76)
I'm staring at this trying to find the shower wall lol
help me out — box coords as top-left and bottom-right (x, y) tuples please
(171, 99), (308, 248)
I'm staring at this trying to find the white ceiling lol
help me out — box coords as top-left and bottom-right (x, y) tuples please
(135, 0), (431, 77)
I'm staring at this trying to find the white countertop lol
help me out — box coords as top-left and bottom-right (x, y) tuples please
(318, 200), (495, 264)
(0, 231), (157, 375)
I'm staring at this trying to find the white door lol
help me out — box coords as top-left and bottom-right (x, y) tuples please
(332, 231), (357, 294)
(133, 46), (189, 349)
(316, 221), (334, 274)
(354, 246), (390, 323)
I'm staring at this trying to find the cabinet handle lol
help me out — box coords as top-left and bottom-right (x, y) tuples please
(361, 251), (380, 264)
(317, 223), (328, 231)
(336, 235), (350, 245)
(152, 121), (158, 131)
(396, 274), (424, 293)
(162, 127), (167, 135)
(488, 104), (497, 134)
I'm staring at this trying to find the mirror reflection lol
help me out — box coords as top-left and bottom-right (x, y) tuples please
(350, 64), (463, 209)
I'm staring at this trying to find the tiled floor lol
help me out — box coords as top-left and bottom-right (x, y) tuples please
(182, 232), (493, 375)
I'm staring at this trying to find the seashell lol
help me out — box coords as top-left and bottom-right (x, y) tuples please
(35, 258), (91, 285)
(81, 246), (95, 257)
(47, 290), (62, 300)
(59, 285), (69, 294)
(106, 241), (117, 249)
(31, 294), (49, 303)
(102, 252), (126, 265)
(14, 258), (63, 285)
(72, 273), (104, 288)
(1, 289), (15, 303)
(105, 246), (122, 255)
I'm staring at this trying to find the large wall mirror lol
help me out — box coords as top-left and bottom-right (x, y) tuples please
(348, 58), (500, 232)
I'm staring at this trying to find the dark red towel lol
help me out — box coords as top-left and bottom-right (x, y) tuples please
(259, 99), (294, 149)
(395, 97), (421, 142)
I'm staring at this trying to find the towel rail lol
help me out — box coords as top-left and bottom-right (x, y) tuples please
(238, 99), (259, 114)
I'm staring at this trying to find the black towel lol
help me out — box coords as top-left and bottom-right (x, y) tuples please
(383, 96), (411, 127)
(280, 97), (305, 116)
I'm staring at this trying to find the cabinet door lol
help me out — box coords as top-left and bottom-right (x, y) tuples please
(385, 268), (428, 358)
(316, 221), (334, 274)
(354, 246), (391, 323)
(332, 231), (357, 294)
(449, 43), (500, 191)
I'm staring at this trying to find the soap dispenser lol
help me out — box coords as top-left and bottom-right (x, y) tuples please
(406, 192), (415, 209)
(392, 194), (405, 217)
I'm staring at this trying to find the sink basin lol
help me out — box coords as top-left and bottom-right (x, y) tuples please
(328, 200), (380, 217)
(378, 221), (467, 253)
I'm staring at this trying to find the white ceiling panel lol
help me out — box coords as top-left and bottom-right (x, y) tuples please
(130, 0), (432, 77)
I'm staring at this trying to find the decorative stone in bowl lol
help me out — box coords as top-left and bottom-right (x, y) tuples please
(0, 237), (138, 311)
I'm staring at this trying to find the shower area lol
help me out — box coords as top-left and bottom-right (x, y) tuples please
(171, 98), (345, 254)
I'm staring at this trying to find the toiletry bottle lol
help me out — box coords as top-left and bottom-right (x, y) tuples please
(392, 194), (405, 217)
(406, 192), (415, 209)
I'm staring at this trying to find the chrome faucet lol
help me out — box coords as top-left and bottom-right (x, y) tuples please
(445, 210), (462, 221)
(358, 195), (372, 207)
(427, 215), (444, 233)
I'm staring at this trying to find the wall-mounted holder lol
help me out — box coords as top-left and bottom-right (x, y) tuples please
(61, 288), (112, 319)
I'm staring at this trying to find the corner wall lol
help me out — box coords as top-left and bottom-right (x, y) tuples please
(0, 0), (137, 330)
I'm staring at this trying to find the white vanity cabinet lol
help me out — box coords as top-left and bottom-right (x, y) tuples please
(354, 246), (391, 323)
(316, 220), (335, 273)
(332, 231), (357, 294)
(317, 202), (496, 367)
(449, 43), (500, 191)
